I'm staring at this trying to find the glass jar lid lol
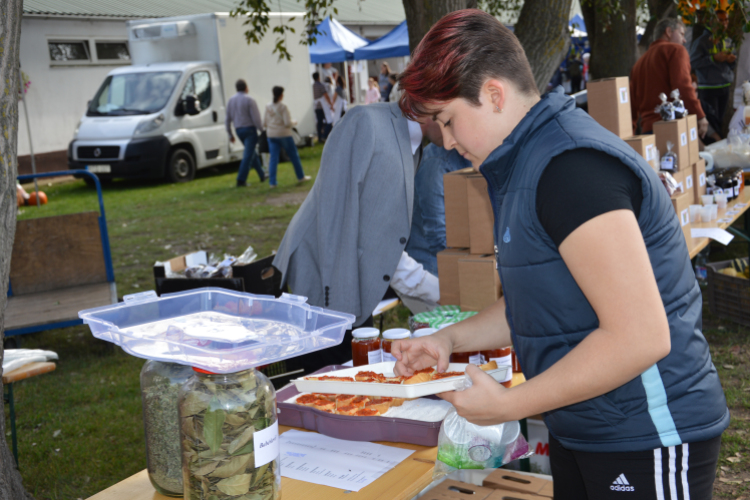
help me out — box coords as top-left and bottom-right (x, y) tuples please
(382, 328), (410, 340)
(413, 327), (437, 338)
(352, 327), (380, 339)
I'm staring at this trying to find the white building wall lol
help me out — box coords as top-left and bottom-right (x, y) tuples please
(18, 16), (131, 156)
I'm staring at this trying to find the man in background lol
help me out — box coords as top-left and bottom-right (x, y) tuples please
(226, 79), (265, 186)
(631, 18), (707, 136)
(312, 72), (331, 142)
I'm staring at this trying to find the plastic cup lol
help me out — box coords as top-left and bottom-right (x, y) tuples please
(711, 204), (718, 221)
(701, 205), (713, 222)
(689, 205), (702, 223)
(702, 194), (714, 206)
(716, 193), (728, 209)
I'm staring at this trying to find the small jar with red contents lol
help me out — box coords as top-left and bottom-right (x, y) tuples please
(382, 328), (411, 362)
(481, 346), (513, 387)
(450, 351), (485, 365)
(351, 327), (382, 366)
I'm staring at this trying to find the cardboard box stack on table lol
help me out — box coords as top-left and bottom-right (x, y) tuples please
(587, 76), (701, 244)
(438, 167), (501, 311)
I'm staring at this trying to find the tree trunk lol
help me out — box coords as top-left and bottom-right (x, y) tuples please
(638, 0), (676, 54)
(401, 0), (477, 53)
(0, 1), (33, 498)
(514, 0), (573, 93)
(582, 0), (638, 80)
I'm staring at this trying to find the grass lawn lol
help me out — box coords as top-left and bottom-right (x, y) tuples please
(3, 144), (750, 498)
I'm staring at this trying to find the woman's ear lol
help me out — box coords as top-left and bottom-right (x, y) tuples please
(485, 78), (507, 113)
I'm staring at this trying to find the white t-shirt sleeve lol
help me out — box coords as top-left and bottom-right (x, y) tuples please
(390, 251), (440, 303)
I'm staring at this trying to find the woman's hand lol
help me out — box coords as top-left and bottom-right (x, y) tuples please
(439, 365), (510, 426)
(391, 334), (453, 376)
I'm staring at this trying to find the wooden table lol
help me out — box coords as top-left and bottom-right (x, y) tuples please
(87, 425), (438, 500)
(687, 188), (750, 259)
(3, 361), (56, 467)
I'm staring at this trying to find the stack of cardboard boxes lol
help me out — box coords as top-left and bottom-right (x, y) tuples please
(587, 77), (707, 243)
(437, 167), (502, 311)
(426, 473), (554, 500)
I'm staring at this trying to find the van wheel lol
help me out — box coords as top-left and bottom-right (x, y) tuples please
(166, 148), (195, 183)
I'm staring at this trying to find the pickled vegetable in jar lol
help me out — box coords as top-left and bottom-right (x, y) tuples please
(352, 327), (382, 366)
(481, 347), (513, 387)
(179, 367), (280, 500)
(140, 360), (194, 497)
(382, 328), (411, 362)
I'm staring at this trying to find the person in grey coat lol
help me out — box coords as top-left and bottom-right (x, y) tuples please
(273, 101), (442, 371)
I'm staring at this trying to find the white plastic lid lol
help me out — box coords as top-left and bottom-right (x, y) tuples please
(383, 328), (411, 340)
(352, 327), (380, 339)
(438, 323), (456, 330)
(413, 328), (437, 338)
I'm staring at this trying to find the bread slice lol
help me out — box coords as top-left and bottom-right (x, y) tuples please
(431, 371), (465, 380)
(295, 394), (319, 406)
(355, 371), (385, 382)
(390, 397), (406, 407)
(404, 372), (432, 385)
(336, 404), (359, 416)
(335, 394), (356, 408)
(355, 408), (381, 417)
(479, 360), (498, 371)
(312, 399), (336, 412)
(351, 396), (370, 408)
(311, 393), (337, 400)
(365, 397), (393, 415)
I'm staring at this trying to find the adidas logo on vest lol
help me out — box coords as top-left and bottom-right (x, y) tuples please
(610, 473), (635, 492)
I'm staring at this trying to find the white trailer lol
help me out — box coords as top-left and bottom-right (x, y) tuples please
(68, 13), (314, 182)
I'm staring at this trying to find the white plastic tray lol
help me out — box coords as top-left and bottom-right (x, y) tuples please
(291, 362), (510, 399)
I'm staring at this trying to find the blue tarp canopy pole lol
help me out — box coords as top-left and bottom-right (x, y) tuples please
(353, 21), (410, 60)
(309, 17), (369, 63)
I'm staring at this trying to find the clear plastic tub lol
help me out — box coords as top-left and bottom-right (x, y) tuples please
(79, 288), (355, 374)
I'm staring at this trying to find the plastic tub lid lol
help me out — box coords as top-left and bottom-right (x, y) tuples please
(383, 328), (410, 340)
(413, 328), (437, 338)
(78, 288), (355, 374)
(352, 327), (380, 339)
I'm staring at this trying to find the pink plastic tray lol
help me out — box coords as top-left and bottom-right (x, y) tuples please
(276, 365), (443, 446)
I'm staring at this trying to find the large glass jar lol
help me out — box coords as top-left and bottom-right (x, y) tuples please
(140, 360), (194, 497)
(179, 368), (281, 500)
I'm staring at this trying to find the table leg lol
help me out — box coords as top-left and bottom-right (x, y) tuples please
(3, 383), (18, 468)
(519, 418), (530, 472)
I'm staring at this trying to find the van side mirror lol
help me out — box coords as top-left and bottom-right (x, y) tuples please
(183, 95), (200, 116)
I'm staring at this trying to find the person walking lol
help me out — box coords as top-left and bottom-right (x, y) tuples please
(312, 72), (332, 142)
(365, 77), (381, 104)
(264, 86), (311, 188)
(226, 79), (265, 186)
(379, 62), (392, 101)
(394, 10), (727, 500)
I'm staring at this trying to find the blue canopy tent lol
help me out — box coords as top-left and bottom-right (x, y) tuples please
(309, 17), (369, 63)
(353, 21), (410, 60)
(569, 14), (587, 37)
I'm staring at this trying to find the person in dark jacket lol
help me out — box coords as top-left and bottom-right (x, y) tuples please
(392, 10), (728, 500)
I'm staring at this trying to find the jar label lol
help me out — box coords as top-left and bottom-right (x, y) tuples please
(368, 349), (383, 364)
(382, 351), (396, 363)
(254, 420), (280, 468)
(469, 353), (484, 365)
(489, 355), (513, 382)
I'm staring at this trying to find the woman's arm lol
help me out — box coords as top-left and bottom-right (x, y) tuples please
(440, 209), (671, 425)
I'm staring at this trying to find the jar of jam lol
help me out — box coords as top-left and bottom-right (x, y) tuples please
(481, 347), (512, 387)
(511, 348), (522, 373)
(352, 327), (382, 366)
(413, 327), (437, 338)
(382, 328), (411, 362)
(450, 352), (484, 365)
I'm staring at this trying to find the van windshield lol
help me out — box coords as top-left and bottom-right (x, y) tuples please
(87, 71), (181, 116)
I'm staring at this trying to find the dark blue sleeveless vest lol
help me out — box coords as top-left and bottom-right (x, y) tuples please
(481, 88), (728, 453)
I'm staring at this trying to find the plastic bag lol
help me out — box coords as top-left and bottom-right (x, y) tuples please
(671, 89), (686, 119)
(434, 407), (532, 479)
(656, 92), (675, 121)
(660, 141), (678, 172)
(236, 245), (258, 265)
(658, 171), (679, 196)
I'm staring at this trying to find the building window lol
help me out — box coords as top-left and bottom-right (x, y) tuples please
(48, 41), (90, 61)
(95, 42), (130, 61)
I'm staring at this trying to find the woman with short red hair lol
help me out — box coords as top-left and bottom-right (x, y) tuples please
(393, 9), (727, 500)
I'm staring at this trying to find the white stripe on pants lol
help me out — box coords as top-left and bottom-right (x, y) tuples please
(655, 444), (691, 500)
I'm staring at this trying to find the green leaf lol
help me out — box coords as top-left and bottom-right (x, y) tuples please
(203, 409), (226, 453)
(228, 425), (255, 454)
(192, 460), (219, 476)
(211, 453), (253, 478)
(217, 473), (253, 496)
(230, 442), (255, 456)
(181, 391), (211, 416)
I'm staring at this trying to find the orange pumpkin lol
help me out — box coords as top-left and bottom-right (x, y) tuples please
(27, 191), (48, 206)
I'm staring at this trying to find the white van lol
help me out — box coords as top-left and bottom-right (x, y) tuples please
(68, 13), (314, 183)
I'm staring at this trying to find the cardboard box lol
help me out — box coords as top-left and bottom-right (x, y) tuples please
(587, 77), (633, 138)
(671, 191), (692, 243)
(693, 159), (707, 204)
(458, 254), (502, 311)
(444, 168), (476, 248)
(625, 135), (658, 171)
(653, 118), (689, 171)
(467, 174), (495, 255)
(483, 470), (553, 497)
(485, 490), (548, 500)
(670, 169), (686, 195)
(686, 114), (701, 165)
(437, 248), (470, 306)
(427, 480), (495, 500)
